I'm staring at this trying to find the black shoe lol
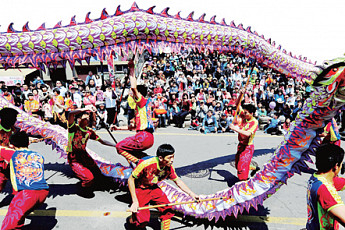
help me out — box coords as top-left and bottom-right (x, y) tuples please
(124, 217), (142, 230)
(76, 183), (95, 199)
(250, 166), (260, 177)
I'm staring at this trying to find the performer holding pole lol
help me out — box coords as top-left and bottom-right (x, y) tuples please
(126, 144), (199, 230)
(67, 108), (117, 196)
(229, 62), (259, 181)
(0, 108), (18, 191)
(111, 60), (155, 164)
(0, 131), (49, 230)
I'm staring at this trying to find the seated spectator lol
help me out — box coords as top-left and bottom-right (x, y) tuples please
(190, 95), (197, 118)
(286, 92), (296, 107)
(196, 88), (206, 102)
(196, 100), (208, 121)
(274, 90), (285, 111)
(206, 88), (215, 106)
(218, 113), (231, 133)
(200, 110), (218, 134)
(188, 117), (200, 131)
(175, 95), (191, 128)
(153, 93), (168, 128)
(264, 113), (281, 135)
(154, 83), (163, 95)
(292, 101), (303, 119)
(282, 118), (291, 135)
(169, 101), (180, 125)
(212, 101), (223, 118)
(282, 104), (292, 120)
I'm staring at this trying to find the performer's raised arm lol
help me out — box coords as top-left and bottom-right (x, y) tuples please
(68, 107), (94, 126)
(128, 60), (140, 100)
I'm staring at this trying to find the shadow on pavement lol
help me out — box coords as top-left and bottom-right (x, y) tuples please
(146, 205), (270, 230)
(175, 148), (275, 178)
(208, 169), (239, 187)
(22, 204), (58, 230)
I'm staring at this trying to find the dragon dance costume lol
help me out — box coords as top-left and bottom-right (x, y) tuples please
(0, 125), (15, 191)
(0, 148), (49, 230)
(67, 121), (102, 187)
(116, 94), (154, 163)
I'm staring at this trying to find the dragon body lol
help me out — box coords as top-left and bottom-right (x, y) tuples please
(0, 2), (344, 221)
(0, 3), (317, 79)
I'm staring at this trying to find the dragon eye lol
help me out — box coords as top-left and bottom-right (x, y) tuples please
(326, 81), (337, 93)
(333, 68), (338, 72)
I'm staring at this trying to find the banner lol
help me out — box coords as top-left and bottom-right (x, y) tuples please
(0, 76), (24, 86)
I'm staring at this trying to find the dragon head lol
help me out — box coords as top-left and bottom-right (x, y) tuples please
(311, 57), (345, 107)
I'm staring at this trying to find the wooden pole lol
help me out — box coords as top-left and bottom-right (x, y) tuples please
(29, 136), (53, 144)
(95, 112), (118, 144)
(233, 61), (256, 122)
(126, 197), (230, 212)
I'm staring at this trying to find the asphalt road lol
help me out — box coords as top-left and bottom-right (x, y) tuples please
(1, 126), (345, 230)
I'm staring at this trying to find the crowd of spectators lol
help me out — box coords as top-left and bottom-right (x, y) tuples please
(0, 49), (312, 134)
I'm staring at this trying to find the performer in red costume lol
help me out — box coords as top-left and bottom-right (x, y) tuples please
(126, 144), (199, 230)
(0, 131), (49, 230)
(0, 108), (18, 191)
(67, 108), (117, 196)
(230, 89), (259, 181)
(112, 60), (154, 164)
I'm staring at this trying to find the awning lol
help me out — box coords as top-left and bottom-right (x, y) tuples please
(0, 68), (36, 86)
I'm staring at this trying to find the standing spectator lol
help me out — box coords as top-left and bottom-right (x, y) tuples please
(95, 74), (103, 88)
(22, 84), (31, 101)
(87, 79), (97, 95)
(55, 80), (67, 97)
(2, 87), (14, 105)
(85, 71), (96, 86)
(96, 102), (107, 130)
(32, 76), (44, 86)
(24, 93), (40, 117)
(70, 86), (82, 108)
(39, 84), (50, 104)
(94, 86), (105, 102)
(104, 86), (117, 125)
(83, 90), (96, 109)
(51, 88), (66, 128)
